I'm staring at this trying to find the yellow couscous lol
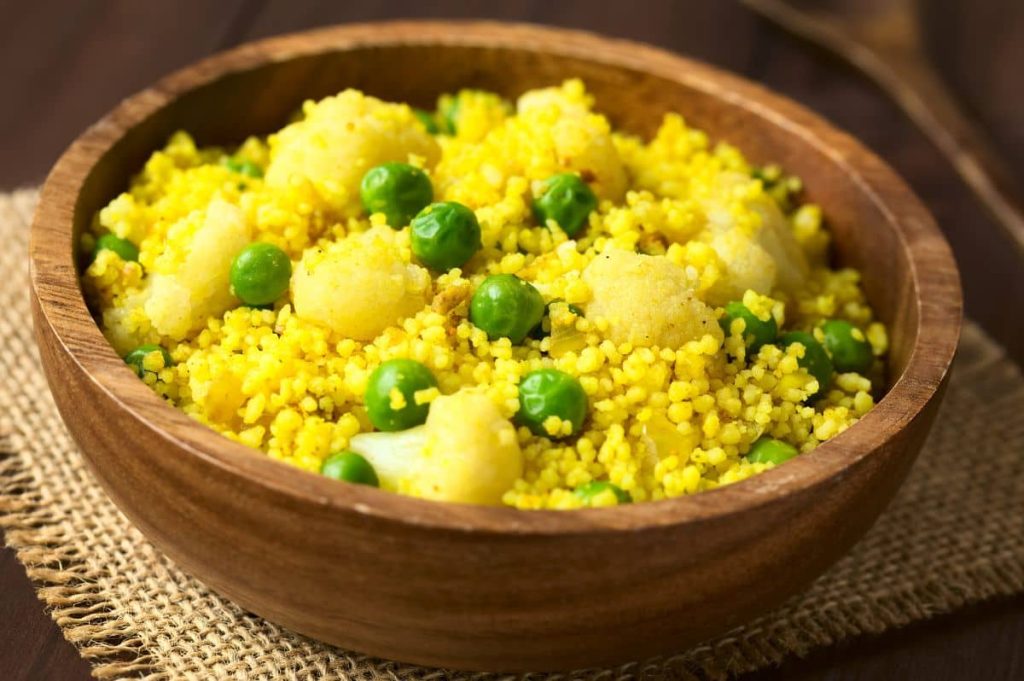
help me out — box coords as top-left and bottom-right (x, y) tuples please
(81, 79), (888, 509)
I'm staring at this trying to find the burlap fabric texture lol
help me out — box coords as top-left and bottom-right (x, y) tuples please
(2, 188), (1023, 680)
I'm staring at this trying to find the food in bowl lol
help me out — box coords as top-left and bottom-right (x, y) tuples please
(80, 79), (888, 509)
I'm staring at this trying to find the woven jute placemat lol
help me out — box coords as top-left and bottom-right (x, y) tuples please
(2, 187), (1023, 680)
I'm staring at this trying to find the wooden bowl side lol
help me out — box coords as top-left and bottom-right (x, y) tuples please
(29, 22), (961, 670)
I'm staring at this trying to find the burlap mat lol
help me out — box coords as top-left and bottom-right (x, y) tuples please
(2, 187), (1023, 680)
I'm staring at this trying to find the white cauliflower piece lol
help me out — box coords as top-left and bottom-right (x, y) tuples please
(516, 81), (628, 202)
(104, 199), (250, 350)
(705, 229), (777, 305)
(753, 195), (810, 293)
(145, 200), (250, 339)
(349, 390), (522, 506)
(265, 89), (440, 215)
(583, 249), (721, 348)
(291, 228), (430, 340)
(346, 426), (429, 490)
(703, 171), (809, 305)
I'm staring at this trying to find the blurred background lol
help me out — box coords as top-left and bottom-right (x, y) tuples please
(1, 0), (1021, 186)
(2, 1), (1023, 679)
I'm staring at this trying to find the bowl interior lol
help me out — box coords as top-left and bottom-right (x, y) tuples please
(74, 41), (918, 388)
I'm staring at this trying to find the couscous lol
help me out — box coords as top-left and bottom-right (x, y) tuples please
(80, 80), (888, 509)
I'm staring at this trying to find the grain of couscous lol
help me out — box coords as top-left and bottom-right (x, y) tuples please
(81, 79), (888, 509)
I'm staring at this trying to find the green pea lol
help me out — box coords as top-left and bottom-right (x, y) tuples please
(517, 368), (588, 438)
(529, 299), (585, 340)
(439, 95), (460, 135)
(719, 301), (777, 354)
(321, 451), (380, 487)
(123, 344), (173, 378)
(746, 437), (799, 466)
(364, 359), (438, 432)
(359, 162), (434, 229)
(751, 166), (780, 188)
(221, 157), (263, 178)
(779, 331), (834, 400)
(820, 320), (874, 374)
(95, 234), (139, 262)
(410, 201), (482, 271)
(469, 274), (545, 344)
(575, 481), (632, 506)
(413, 107), (439, 134)
(532, 173), (597, 237)
(230, 242), (292, 306)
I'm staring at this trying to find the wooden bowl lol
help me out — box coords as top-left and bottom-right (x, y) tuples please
(29, 22), (962, 671)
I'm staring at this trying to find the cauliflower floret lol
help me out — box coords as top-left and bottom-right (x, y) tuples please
(291, 228), (430, 340)
(516, 80), (628, 202)
(348, 390), (522, 505)
(582, 249), (721, 348)
(416, 390), (523, 504)
(346, 427), (428, 490)
(265, 90), (440, 216)
(703, 171), (809, 305)
(434, 81), (628, 207)
(750, 196), (809, 293)
(145, 199), (251, 338)
(440, 89), (511, 142)
(103, 199), (251, 351)
(705, 229), (777, 305)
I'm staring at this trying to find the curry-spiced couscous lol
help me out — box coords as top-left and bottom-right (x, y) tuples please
(81, 79), (888, 509)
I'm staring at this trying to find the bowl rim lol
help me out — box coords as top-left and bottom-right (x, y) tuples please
(30, 20), (962, 536)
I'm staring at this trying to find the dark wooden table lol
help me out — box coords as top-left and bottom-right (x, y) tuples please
(2, 1), (1022, 679)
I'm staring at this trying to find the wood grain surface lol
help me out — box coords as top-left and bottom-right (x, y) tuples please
(3, 1), (1022, 679)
